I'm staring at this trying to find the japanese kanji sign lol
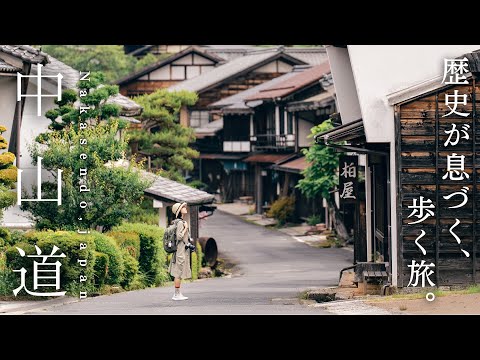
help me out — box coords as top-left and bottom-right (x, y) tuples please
(398, 56), (477, 288)
(339, 155), (358, 204)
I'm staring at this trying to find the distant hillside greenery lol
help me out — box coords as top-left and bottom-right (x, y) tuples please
(40, 45), (160, 84)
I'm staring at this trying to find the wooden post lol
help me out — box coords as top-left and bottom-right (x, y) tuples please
(158, 205), (167, 228)
(180, 106), (189, 127)
(242, 170), (246, 196)
(282, 172), (290, 197)
(294, 113), (299, 153)
(275, 106), (280, 136)
(256, 164), (263, 214)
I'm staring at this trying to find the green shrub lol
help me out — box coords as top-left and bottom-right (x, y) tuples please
(306, 214), (323, 226)
(196, 243), (203, 274)
(128, 212), (159, 226)
(190, 244), (204, 281)
(9, 230), (26, 246)
(92, 232), (124, 285)
(112, 223), (167, 286)
(127, 271), (148, 291)
(0, 268), (16, 296)
(188, 180), (208, 190)
(191, 252), (198, 280)
(107, 231), (140, 260)
(128, 198), (159, 225)
(121, 249), (139, 289)
(6, 231), (96, 296)
(267, 196), (296, 225)
(1, 247), (19, 296)
(0, 227), (10, 248)
(93, 251), (109, 287)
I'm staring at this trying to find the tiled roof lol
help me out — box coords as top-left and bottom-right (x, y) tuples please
(106, 159), (214, 205)
(243, 153), (296, 164)
(31, 55), (79, 89)
(33, 55), (143, 117)
(205, 46), (327, 64)
(210, 65), (312, 112)
(273, 156), (310, 173)
(203, 45), (256, 61)
(168, 49), (306, 94)
(0, 59), (21, 73)
(286, 86), (336, 112)
(245, 61), (331, 101)
(106, 92), (143, 117)
(116, 46), (225, 85)
(198, 153), (245, 160)
(194, 118), (223, 138)
(0, 45), (49, 64)
(145, 175), (215, 205)
(283, 47), (328, 65)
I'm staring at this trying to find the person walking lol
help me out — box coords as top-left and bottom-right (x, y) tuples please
(169, 202), (194, 301)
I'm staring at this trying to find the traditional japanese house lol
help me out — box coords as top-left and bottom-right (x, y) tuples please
(116, 46), (225, 97)
(0, 45), (48, 165)
(124, 45), (192, 58)
(204, 67), (311, 201)
(320, 45), (480, 290)
(208, 63), (336, 218)
(124, 45), (257, 60)
(118, 45), (283, 97)
(0, 46), (143, 228)
(168, 47), (328, 196)
(242, 63), (334, 215)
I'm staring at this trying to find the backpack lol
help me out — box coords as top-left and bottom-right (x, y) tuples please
(163, 219), (183, 254)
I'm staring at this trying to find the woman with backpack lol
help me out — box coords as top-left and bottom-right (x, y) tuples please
(169, 202), (195, 301)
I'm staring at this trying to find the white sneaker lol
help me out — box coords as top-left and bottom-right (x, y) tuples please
(172, 293), (188, 301)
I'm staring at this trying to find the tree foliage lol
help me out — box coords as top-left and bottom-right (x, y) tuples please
(297, 119), (350, 242)
(129, 89), (199, 182)
(42, 72), (127, 136)
(297, 119), (339, 199)
(22, 72), (151, 231)
(0, 125), (17, 219)
(22, 123), (150, 231)
(41, 45), (158, 83)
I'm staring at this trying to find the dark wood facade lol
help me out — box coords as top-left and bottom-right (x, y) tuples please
(194, 73), (284, 109)
(120, 80), (181, 97)
(396, 81), (480, 287)
(118, 48), (221, 97)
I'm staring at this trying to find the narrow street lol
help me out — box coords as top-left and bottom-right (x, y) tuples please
(31, 211), (352, 314)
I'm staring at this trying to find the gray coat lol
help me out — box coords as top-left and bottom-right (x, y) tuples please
(168, 220), (192, 280)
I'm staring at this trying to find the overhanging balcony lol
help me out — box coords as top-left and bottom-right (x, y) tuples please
(250, 134), (295, 151)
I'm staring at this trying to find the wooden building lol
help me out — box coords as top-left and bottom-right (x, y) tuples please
(124, 45), (192, 58)
(168, 47), (328, 199)
(117, 46), (225, 97)
(124, 45), (257, 60)
(391, 57), (480, 287)
(118, 46), (325, 97)
(207, 63), (336, 217)
(322, 45), (480, 289)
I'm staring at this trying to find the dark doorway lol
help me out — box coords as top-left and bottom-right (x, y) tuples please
(369, 152), (390, 263)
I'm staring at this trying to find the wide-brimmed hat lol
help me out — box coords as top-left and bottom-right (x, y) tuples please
(172, 202), (187, 218)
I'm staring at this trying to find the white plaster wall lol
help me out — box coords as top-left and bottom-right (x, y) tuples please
(325, 46), (362, 124)
(3, 80), (56, 226)
(347, 45), (480, 143)
(0, 76), (17, 150)
(297, 118), (313, 148)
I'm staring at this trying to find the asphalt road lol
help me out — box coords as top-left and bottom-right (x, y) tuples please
(33, 211), (352, 314)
